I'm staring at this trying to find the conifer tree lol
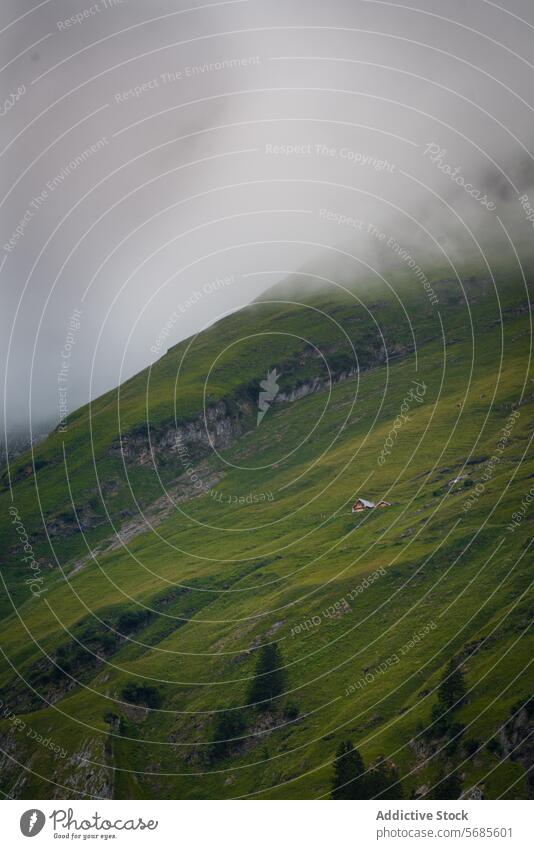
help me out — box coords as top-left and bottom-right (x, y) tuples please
(246, 643), (285, 711)
(331, 741), (367, 799)
(209, 710), (246, 762)
(367, 757), (404, 799)
(438, 659), (467, 709)
(434, 771), (462, 799)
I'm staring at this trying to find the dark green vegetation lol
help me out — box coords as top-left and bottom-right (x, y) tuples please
(246, 643), (286, 711)
(0, 269), (532, 799)
(332, 661), (471, 799)
(332, 741), (367, 799)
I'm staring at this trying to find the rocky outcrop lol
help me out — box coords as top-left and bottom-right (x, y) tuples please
(1, 457), (51, 490)
(274, 370), (357, 403)
(53, 735), (114, 799)
(109, 364), (365, 470)
(499, 699), (534, 794)
(47, 505), (106, 538)
(69, 465), (225, 576)
(109, 400), (250, 467)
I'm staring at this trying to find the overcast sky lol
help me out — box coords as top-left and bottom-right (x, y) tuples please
(1, 0), (534, 443)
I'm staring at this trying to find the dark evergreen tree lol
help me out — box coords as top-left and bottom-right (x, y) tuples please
(438, 659), (467, 709)
(331, 741), (367, 799)
(121, 681), (162, 708)
(246, 643), (285, 711)
(429, 700), (451, 737)
(434, 771), (462, 799)
(367, 758), (404, 799)
(209, 710), (246, 762)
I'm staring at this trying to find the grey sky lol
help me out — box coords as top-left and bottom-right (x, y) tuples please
(1, 0), (534, 443)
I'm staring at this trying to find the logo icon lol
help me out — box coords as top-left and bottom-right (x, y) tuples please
(257, 368), (281, 426)
(20, 809), (45, 837)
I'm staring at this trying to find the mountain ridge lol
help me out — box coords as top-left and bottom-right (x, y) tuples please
(0, 268), (532, 799)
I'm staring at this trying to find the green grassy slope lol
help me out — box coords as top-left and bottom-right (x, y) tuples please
(0, 269), (532, 799)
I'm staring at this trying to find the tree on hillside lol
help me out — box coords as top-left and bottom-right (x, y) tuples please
(121, 681), (162, 709)
(209, 710), (246, 762)
(438, 659), (467, 709)
(367, 757), (404, 799)
(331, 741), (367, 799)
(434, 771), (462, 799)
(429, 700), (451, 737)
(246, 643), (286, 711)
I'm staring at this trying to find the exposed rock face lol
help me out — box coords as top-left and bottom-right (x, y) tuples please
(109, 371), (358, 468)
(1, 457), (51, 490)
(53, 735), (114, 799)
(0, 725), (112, 800)
(499, 701), (534, 794)
(462, 785), (484, 800)
(109, 400), (249, 467)
(69, 465), (225, 576)
(47, 506), (105, 538)
(408, 731), (441, 770)
(274, 371), (357, 403)
(275, 377), (324, 403)
(0, 729), (29, 795)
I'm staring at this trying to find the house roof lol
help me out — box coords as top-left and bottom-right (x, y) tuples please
(354, 498), (375, 508)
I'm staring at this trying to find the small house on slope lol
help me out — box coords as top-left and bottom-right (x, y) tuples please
(351, 498), (391, 513)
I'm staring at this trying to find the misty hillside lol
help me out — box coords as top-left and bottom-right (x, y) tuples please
(0, 270), (532, 800)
